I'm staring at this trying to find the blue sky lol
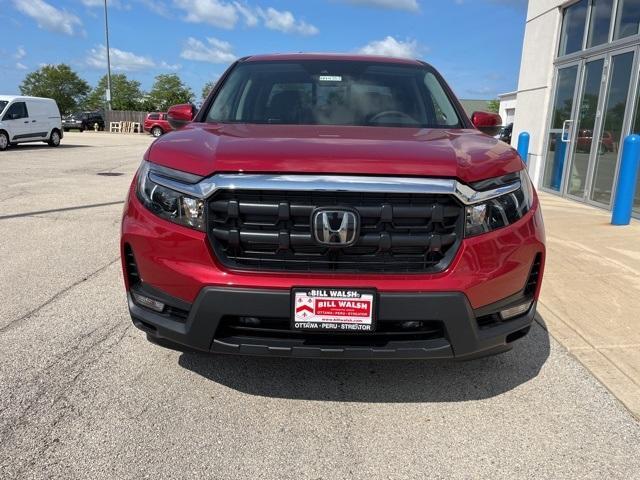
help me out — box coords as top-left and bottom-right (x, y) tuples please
(0, 0), (528, 100)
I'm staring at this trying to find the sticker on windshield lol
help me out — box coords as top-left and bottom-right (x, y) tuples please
(319, 75), (342, 82)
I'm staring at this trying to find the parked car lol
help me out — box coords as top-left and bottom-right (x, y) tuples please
(143, 112), (172, 137)
(0, 95), (62, 150)
(576, 129), (615, 154)
(121, 54), (545, 360)
(498, 123), (513, 144)
(62, 111), (104, 132)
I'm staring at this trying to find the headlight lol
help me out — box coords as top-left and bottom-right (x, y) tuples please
(464, 170), (533, 238)
(136, 162), (205, 231)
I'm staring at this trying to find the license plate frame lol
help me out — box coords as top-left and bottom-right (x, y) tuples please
(291, 288), (377, 333)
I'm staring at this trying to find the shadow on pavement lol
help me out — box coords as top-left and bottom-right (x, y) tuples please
(8, 144), (90, 151)
(178, 315), (551, 403)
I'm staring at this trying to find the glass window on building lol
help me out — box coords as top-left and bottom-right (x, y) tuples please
(588, 0), (615, 47)
(542, 66), (579, 191)
(559, 0), (589, 56)
(614, 0), (640, 40)
(632, 87), (640, 215)
(590, 52), (634, 205)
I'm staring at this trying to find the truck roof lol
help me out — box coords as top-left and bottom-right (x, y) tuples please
(242, 53), (424, 66)
(0, 95), (57, 102)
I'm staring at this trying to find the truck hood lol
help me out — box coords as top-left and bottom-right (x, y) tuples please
(147, 123), (523, 184)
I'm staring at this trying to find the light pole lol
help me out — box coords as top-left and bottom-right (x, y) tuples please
(103, 0), (112, 111)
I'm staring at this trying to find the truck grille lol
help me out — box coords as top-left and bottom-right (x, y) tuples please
(206, 189), (464, 273)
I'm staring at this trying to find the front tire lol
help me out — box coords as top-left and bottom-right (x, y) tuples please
(48, 130), (61, 147)
(0, 132), (8, 151)
(151, 126), (163, 138)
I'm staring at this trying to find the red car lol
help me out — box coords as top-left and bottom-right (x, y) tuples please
(576, 129), (615, 154)
(121, 54), (545, 359)
(143, 112), (172, 137)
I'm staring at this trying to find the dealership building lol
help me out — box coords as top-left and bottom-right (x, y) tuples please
(511, 0), (640, 217)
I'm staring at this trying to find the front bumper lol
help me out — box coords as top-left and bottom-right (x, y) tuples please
(129, 285), (537, 360)
(122, 179), (545, 359)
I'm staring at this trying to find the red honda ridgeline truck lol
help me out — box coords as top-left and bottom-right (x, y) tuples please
(120, 54), (545, 360)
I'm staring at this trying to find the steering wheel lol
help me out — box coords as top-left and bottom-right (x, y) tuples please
(368, 110), (416, 124)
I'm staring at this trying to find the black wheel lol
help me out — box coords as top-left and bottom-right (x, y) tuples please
(151, 126), (163, 137)
(0, 132), (8, 151)
(48, 130), (61, 147)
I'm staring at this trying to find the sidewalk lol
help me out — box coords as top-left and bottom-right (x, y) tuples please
(537, 192), (640, 419)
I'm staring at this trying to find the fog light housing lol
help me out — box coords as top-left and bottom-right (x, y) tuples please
(400, 321), (423, 330)
(239, 316), (261, 326)
(132, 291), (165, 313)
(500, 301), (532, 321)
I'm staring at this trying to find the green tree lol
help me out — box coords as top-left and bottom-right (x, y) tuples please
(147, 74), (194, 111)
(201, 80), (217, 102)
(138, 96), (158, 113)
(487, 99), (500, 113)
(19, 64), (90, 115)
(85, 74), (145, 111)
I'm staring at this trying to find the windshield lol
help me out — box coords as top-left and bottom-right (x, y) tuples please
(0, 101), (8, 115)
(206, 60), (463, 128)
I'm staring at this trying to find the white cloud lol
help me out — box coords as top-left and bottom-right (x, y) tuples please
(257, 7), (318, 35)
(160, 61), (181, 70)
(14, 46), (26, 60)
(137, 0), (171, 16)
(233, 1), (259, 26)
(16, 62), (28, 70)
(180, 37), (237, 63)
(12, 0), (83, 36)
(343, 0), (419, 11)
(358, 36), (421, 58)
(172, 1), (318, 34)
(173, 0), (239, 29)
(80, 0), (126, 8)
(86, 45), (156, 71)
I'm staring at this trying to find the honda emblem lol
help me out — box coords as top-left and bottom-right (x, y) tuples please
(311, 208), (360, 246)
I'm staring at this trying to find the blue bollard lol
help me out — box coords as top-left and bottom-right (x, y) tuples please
(551, 135), (566, 191)
(611, 134), (640, 226)
(517, 132), (530, 165)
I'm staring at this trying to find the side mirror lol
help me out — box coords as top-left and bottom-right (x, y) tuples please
(471, 111), (502, 136)
(167, 103), (196, 130)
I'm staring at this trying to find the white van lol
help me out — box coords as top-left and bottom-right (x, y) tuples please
(0, 95), (63, 151)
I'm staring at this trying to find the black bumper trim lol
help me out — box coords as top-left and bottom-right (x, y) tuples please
(129, 286), (536, 360)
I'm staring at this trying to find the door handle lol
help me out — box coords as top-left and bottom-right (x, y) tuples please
(23, 120), (29, 124)
(561, 119), (574, 143)
(32, 120), (36, 123)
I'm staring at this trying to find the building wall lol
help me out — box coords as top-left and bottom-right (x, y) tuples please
(512, 1), (564, 186)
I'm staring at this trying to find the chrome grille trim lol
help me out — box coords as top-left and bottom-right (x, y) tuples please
(147, 168), (521, 205)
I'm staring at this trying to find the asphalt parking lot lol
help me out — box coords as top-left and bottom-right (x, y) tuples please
(1, 132), (639, 479)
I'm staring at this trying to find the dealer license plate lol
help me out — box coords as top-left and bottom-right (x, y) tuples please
(292, 288), (376, 332)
